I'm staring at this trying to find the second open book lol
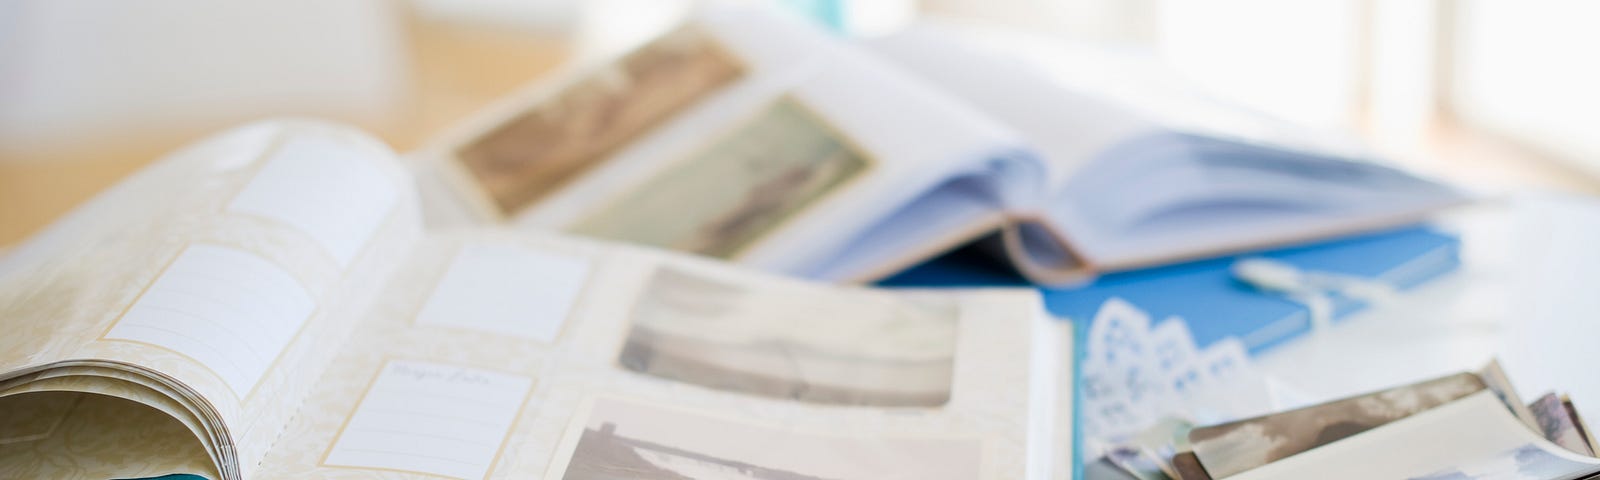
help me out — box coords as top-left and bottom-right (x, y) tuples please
(411, 6), (1468, 285)
(0, 121), (1076, 480)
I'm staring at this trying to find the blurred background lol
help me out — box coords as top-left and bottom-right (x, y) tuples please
(3, 0), (1596, 245)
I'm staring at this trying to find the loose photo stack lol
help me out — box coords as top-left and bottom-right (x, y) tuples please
(1171, 365), (1600, 480)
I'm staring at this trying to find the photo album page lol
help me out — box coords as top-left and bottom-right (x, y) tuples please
(258, 229), (1070, 479)
(415, 5), (1469, 286)
(0, 120), (1077, 480)
(0, 121), (420, 479)
(411, 6), (1042, 285)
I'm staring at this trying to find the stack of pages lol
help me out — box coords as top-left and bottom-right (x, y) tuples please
(0, 122), (1075, 480)
(1171, 364), (1600, 479)
(886, 224), (1464, 354)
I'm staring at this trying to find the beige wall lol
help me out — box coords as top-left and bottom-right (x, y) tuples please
(0, 15), (569, 246)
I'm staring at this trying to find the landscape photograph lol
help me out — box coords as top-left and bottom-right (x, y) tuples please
(456, 25), (744, 215)
(570, 98), (869, 259)
(617, 267), (958, 407)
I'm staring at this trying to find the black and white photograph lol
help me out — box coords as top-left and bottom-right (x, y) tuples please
(557, 397), (982, 480)
(1530, 393), (1597, 456)
(618, 267), (959, 407)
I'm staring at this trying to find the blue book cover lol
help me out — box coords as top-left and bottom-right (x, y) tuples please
(884, 225), (1458, 479)
(882, 224), (1461, 354)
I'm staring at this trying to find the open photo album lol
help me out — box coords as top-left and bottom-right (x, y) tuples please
(410, 6), (1469, 285)
(0, 121), (1078, 480)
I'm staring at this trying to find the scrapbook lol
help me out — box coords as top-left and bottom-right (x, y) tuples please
(412, 6), (1468, 285)
(0, 121), (1076, 480)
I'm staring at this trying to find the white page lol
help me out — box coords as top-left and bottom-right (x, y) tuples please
(323, 360), (534, 479)
(104, 244), (316, 397)
(869, 22), (1469, 275)
(1045, 134), (1467, 268)
(863, 24), (1155, 191)
(1060, 135), (1452, 232)
(415, 243), (590, 343)
(1229, 391), (1600, 479)
(693, 7), (1033, 273)
(803, 176), (1004, 282)
(228, 134), (399, 266)
(888, 20), (1371, 164)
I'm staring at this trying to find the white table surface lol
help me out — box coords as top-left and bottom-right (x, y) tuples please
(1256, 192), (1600, 416)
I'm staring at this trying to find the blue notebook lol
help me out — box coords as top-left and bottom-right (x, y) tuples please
(882, 224), (1461, 354)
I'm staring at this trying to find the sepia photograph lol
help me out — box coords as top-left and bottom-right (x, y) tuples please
(557, 397), (982, 480)
(1530, 393), (1596, 456)
(571, 98), (870, 259)
(1409, 443), (1600, 480)
(1190, 372), (1487, 478)
(456, 25), (744, 215)
(617, 267), (958, 407)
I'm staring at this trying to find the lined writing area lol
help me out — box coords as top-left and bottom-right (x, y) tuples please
(227, 134), (399, 267)
(415, 244), (591, 342)
(105, 244), (316, 397)
(323, 360), (533, 479)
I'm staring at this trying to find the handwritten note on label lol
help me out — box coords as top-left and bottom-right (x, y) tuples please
(228, 135), (398, 266)
(415, 244), (590, 343)
(106, 244), (316, 397)
(324, 360), (533, 479)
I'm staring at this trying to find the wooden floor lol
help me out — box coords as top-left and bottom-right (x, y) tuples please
(2, 19), (1596, 247)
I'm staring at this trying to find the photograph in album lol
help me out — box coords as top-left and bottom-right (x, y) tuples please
(571, 98), (871, 259)
(556, 397), (982, 480)
(619, 267), (958, 407)
(456, 25), (745, 215)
